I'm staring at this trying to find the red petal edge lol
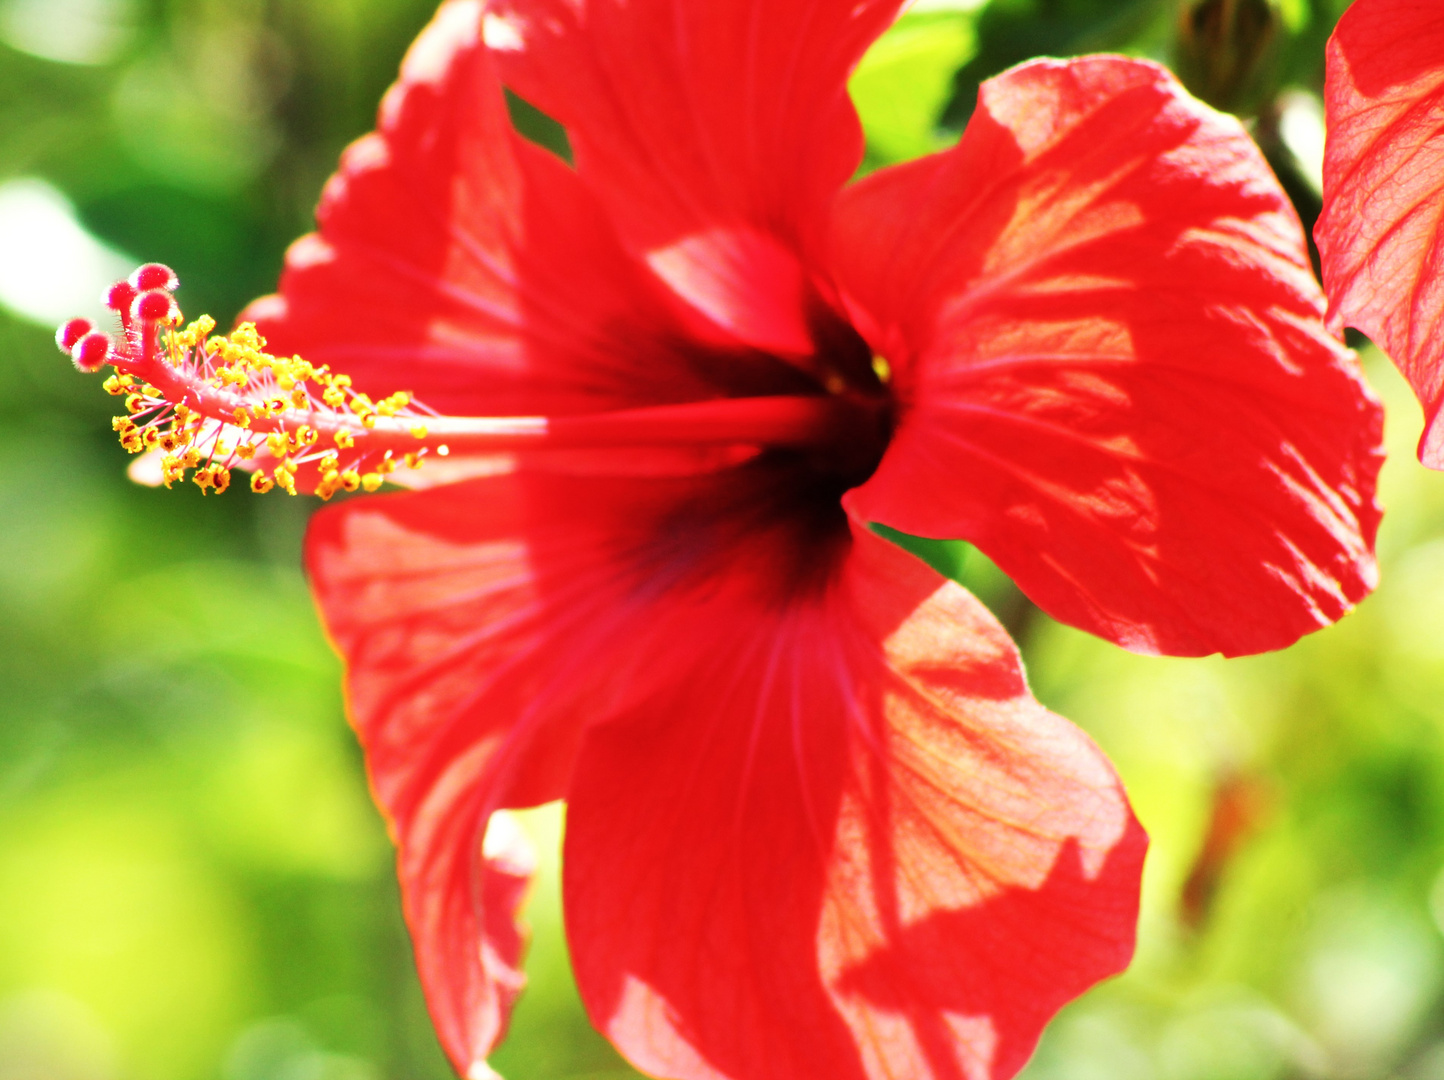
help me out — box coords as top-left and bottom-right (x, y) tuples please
(482, 0), (906, 255)
(836, 55), (1383, 657)
(1317, 0), (1444, 466)
(564, 520), (1145, 1080)
(304, 469), (674, 1074)
(243, 0), (725, 422)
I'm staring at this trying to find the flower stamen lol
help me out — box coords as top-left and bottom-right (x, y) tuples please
(65, 265), (886, 498)
(62, 265), (436, 499)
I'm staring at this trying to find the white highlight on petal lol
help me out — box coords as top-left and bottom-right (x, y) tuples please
(481, 12), (525, 51)
(645, 228), (815, 357)
(480, 809), (532, 871)
(607, 974), (718, 1079)
(0, 0), (134, 65)
(0, 178), (133, 327)
(404, 0), (484, 86)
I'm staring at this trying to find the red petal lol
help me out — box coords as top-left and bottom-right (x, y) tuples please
(306, 459), (876, 1073)
(834, 56), (1383, 657)
(305, 470), (691, 1074)
(564, 522), (1145, 1080)
(1317, 0), (1444, 467)
(483, 0), (904, 256)
(244, 0), (769, 419)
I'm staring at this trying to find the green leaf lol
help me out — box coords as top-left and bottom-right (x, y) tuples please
(849, 11), (980, 167)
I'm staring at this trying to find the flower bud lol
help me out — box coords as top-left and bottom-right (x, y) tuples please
(1175, 0), (1282, 115)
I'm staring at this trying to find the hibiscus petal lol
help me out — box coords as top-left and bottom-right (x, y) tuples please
(306, 459), (876, 1074)
(482, 0), (904, 257)
(304, 471), (687, 1074)
(244, 0), (779, 420)
(834, 56), (1383, 657)
(564, 521), (1145, 1080)
(1317, 0), (1444, 466)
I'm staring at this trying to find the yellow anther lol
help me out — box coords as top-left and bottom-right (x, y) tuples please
(82, 292), (428, 504)
(161, 455), (186, 487)
(871, 355), (892, 383)
(174, 315), (217, 351)
(230, 324), (264, 351)
(377, 391), (412, 417)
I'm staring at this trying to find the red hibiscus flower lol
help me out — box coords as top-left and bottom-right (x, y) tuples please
(1317, 0), (1444, 466)
(68, 1), (1383, 1077)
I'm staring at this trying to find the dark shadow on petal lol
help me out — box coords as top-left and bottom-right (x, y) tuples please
(1330, 1), (1444, 97)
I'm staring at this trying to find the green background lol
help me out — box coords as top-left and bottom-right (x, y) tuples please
(6, 1), (1444, 1078)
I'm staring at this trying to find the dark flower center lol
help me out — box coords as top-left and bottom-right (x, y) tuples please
(638, 304), (897, 605)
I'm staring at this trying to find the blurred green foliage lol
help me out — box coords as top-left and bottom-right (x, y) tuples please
(7, 1), (1444, 1079)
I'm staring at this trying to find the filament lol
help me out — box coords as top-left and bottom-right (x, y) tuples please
(61, 265), (865, 498)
